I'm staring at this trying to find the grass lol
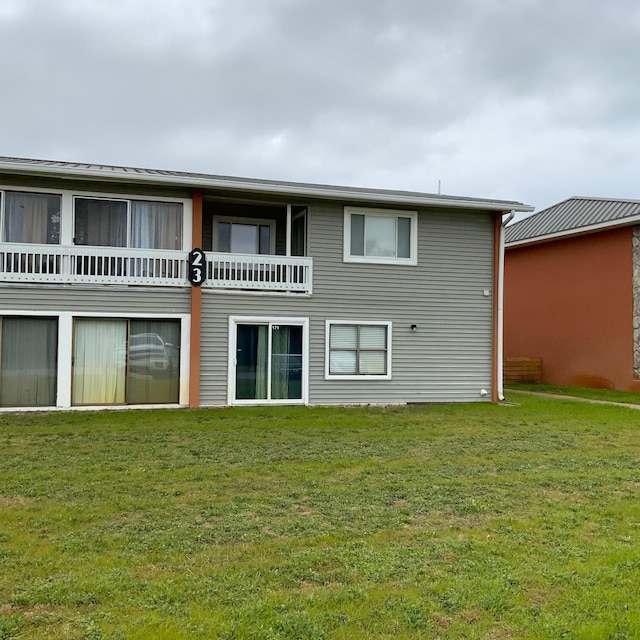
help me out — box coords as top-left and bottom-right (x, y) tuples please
(507, 383), (640, 405)
(1, 396), (640, 639)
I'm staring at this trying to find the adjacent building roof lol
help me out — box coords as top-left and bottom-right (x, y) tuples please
(0, 156), (533, 213)
(506, 196), (640, 247)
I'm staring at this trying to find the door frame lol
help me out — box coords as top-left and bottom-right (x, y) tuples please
(227, 316), (309, 406)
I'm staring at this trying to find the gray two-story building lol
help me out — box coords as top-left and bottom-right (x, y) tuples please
(0, 157), (531, 410)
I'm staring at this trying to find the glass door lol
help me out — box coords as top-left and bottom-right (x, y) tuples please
(233, 320), (306, 403)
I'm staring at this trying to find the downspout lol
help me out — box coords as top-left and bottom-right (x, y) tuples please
(496, 211), (515, 401)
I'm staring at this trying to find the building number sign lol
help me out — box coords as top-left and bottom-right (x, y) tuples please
(188, 248), (206, 286)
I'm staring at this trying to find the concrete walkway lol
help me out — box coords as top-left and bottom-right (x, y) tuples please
(506, 389), (640, 410)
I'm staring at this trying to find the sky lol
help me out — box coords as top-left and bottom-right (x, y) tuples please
(2, 0), (640, 216)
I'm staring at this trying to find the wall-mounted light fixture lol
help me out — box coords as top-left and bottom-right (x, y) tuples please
(410, 324), (417, 332)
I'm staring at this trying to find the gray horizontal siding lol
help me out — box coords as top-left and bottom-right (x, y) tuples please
(0, 284), (190, 314)
(200, 202), (495, 406)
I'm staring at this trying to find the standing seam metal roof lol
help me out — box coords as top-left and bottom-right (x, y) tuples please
(505, 196), (640, 245)
(0, 156), (533, 212)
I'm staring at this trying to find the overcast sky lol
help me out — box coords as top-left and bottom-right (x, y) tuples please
(2, 0), (639, 215)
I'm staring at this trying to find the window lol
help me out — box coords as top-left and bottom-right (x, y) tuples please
(75, 198), (127, 247)
(73, 318), (180, 405)
(74, 198), (183, 249)
(344, 207), (417, 265)
(291, 206), (307, 257)
(214, 217), (275, 255)
(1, 191), (61, 244)
(325, 321), (392, 379)
(0, 317), (58, 406)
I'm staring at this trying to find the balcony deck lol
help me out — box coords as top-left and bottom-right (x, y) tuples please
(0, 244), (313, 294)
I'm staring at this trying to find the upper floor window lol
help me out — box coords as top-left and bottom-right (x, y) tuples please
(1, 191), (61, 244)
(74, 198), (183, 250)
(344, 207), (417, 265)
(213, 217), (275, 255)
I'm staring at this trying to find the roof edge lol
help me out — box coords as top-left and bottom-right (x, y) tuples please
(0, 157), (533, 213)
(506, 214), (640, 248)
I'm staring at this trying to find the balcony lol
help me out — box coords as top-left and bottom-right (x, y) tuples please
(0, 243), (313, 294)
(204, 252), (312, 294)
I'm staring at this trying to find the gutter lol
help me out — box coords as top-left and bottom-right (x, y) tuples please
(497, 211), (515, 401)
(0, 158), (534, 213)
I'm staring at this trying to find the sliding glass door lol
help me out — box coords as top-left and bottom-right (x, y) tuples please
(233, 319), (306, 403)
(73, 318), (180, 405)
(0, 317), (58, 407)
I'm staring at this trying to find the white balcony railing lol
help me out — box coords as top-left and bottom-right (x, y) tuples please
(0, 243), (313, 293)
(0, 243), (187, 286)
(204, 252), (313, 294)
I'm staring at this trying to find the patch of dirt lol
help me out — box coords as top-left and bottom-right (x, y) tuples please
(0, 495), (33, 507)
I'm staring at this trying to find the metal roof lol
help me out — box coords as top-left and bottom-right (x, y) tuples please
(505, 196), (640, 247)
(0, 156), (532, 212)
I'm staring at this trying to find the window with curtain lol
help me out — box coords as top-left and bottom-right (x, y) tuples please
(74, 198), (183, 249)
(344, 207), (417, 265)
(327, 322), (391, 378)
(75, 198), (127, 247)
(73, 318), (180, 406)
(131, 201), (183, 250)
(0, 317), (58, 406)
(3, 191), (61, 244)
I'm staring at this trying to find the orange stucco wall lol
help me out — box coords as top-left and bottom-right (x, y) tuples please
(504, 226), (640, 391)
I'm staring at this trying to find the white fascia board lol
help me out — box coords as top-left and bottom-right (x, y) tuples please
(0, 159), (533, 213)
(506, 214), (640, 249)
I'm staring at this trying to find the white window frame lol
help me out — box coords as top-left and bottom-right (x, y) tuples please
(228, 316), (309, 405)
(325, 320), (392, 380)
(0, 185), (192, 250)
(0, 310), (190, 411)
(0, 188), (63, 244)
(343, 207), (418, 265)
(213, 216), (276, 255)
(73, 195), (187, 250)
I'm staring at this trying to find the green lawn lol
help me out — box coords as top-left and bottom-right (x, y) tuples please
(507, 384), (640, 405)
(1, 396), (640, 639)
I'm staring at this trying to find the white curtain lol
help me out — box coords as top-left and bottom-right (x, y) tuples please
(73, 319), (126, 405)
(1, 317), (57, 406)
(131, 202), (182, 250)
(4, 193), (50, 244)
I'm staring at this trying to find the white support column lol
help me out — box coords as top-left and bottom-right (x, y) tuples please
(179, 314), (191, 406)
(57, 313), (73, 408)
(286, 204), (292, 257)
(60, 194), (74, 245)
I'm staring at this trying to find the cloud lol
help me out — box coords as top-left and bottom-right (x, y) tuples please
(1, 0), (640, 212)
